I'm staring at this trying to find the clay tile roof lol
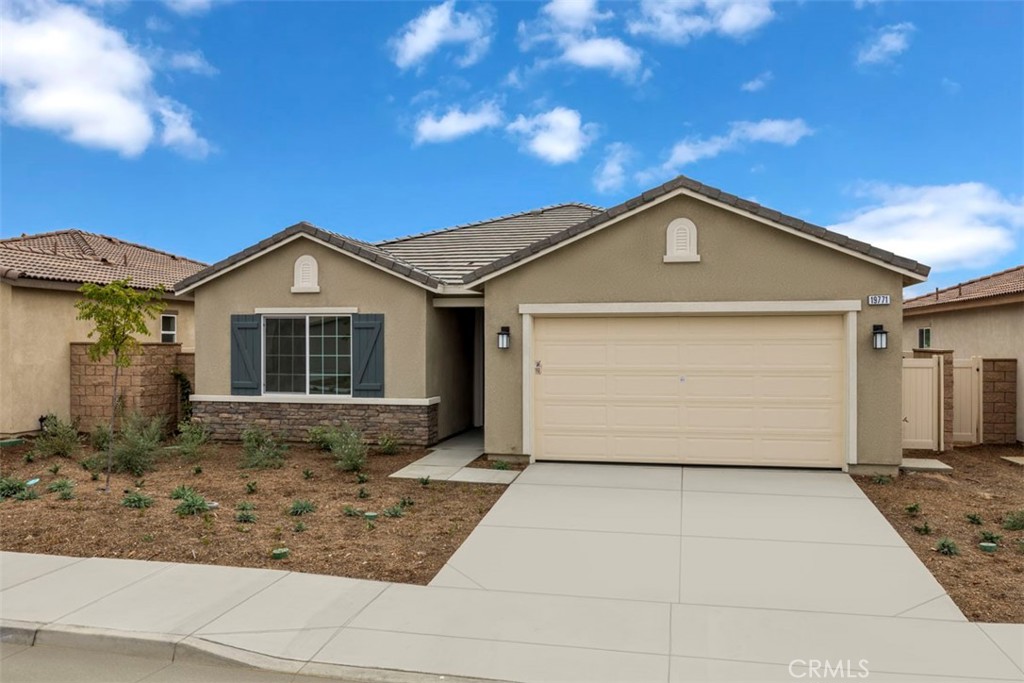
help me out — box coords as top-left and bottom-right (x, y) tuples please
(376, 204), (604, 284)
(0, 229), (206, 292)
(904, 264), (1024, 310)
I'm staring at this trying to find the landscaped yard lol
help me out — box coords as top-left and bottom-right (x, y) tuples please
(0, 433), (507, 585)
(855, 444), (1024, 623)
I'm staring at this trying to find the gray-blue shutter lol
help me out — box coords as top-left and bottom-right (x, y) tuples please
(230, 314), (261, 396)
(352, 314), (384, 397)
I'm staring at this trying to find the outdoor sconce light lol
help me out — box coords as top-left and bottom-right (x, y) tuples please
(497, 326), (511, 350)
(872, 324), (888, 350)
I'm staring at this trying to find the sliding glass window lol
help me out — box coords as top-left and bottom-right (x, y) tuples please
(263, 316), (351, 395)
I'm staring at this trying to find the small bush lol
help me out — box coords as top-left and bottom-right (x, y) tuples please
(176, 421), (210, 460)
(0, 477), (27, 499)
(913, 522), (932, 535)
(289, 499), (315, 516)
(236, 501), (255, 511)
(48, 463), (61, 476)
(980, 530), (1003, 544)
(57, 489), (74, 501)
(170, 485), (197, 500)
(356, 472), (369, 484)
(235, 505), (257, 524)
(966, 513), (983, 525)
(936, 537), (959, 556)
(46, 479), (74, 495)
(332, 426), (367, 472)
(293, 521), (307, 532)
(307, 426), (340, 451)
(245, 480), (258, 494)
(418, 476), (430, 487)
(302, 469), (315, 480)
(112, 413), (165, 476)
(121, 491), (153, 509)
(871, 474), (892, 485)
(90, 472), (99, 481)
(33, 414), (80, 458)
(14, 488), (39, 502)
(905, 503), (921, 517)
(193, 466), (203, 475)
(1002, 510), (1024, 531)
(492, 460), (511, 471)
(241, 426), (288, 469)
(174, 491), (208, 516)
(377, 432), (400, 455)
(342, 505), (362, 517)
(90, 424), (112, 452)
(382, 504), (404, 518)
(399, 496), (414, 508)
(357, 486), (370, 499)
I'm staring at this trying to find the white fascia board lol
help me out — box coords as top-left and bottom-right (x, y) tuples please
(518, 301), (863, 316)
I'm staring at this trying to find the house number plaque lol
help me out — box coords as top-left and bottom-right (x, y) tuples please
(867, 294), (891, 306)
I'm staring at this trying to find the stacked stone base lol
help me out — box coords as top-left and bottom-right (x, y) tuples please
(191, 400), (439, 446)
(982, 359), (1017, 445)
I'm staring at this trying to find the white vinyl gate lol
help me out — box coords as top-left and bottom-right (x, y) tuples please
(902, 357), (941, 451)
(953, 357), (982, 444)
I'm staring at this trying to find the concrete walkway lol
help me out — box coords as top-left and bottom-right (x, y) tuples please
(2, 464), (1023, 682)
(390, 429), (519, 485)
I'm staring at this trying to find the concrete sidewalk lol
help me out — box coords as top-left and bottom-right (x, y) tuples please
(2, 464), (1023, 682)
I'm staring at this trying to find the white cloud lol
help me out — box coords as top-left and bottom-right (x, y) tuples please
(507, 107), (597, 164)
(167, 50), (218, 76)
(542, 0), (613, 31)
(414, 101), (503, 144)
(0, 1), (210, 158)
(829, 182), (1024, 271)
(857, 22), (915, 66)
(163, 0), (213, 16)
(941, 77), (961, 95)
(560, 37), (643, 78)
(646, 118), (812, 176)
(740, 70), (772, 92)
(628, 0), (775, 44)
(593, 142), (632, 192)
(390, 1), (493, 70)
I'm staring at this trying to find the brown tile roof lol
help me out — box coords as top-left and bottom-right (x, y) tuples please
(0, 229), (206, 292)
(904, 264), (1024, 310)
(377, 204), (603, 284)
(461, 174), (930, 284)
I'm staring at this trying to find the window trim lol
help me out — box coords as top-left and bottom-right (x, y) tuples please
(160, 314), (177, 343)
(918, 327), (931, 349)
(261, 314), (353, 396)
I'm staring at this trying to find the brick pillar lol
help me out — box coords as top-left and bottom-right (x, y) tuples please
(913, 349), (954, 451)
(982, 359), (1017, 444)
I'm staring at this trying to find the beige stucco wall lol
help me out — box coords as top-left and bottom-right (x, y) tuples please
(0, 282), (194, 436)
(425, 306), (475, 440)
(904, 302), (1024, 441)
(192, 236), (429, 398)
(480, 194), (907, 467)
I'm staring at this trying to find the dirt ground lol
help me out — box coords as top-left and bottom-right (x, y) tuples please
(854, 444), (1024, 623)
(0, 441), (507, 585)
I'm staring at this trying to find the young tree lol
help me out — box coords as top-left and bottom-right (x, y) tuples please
(75, 279), (165, 492)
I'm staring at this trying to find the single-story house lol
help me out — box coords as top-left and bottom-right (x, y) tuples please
(903, 264), (1023, 442)
(175, 174), (930, 474)
(0, 230), (206, 436)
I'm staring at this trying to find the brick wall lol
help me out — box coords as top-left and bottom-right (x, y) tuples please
(191, 399), (439, 446)
(70, 343), (195, 433)
(913, 348), (954, 451)
(983, 359), (1018, 444)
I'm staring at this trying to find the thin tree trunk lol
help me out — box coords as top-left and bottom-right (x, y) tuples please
(105, 355), (120, 493)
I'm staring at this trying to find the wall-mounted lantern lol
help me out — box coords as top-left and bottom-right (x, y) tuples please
(497, 326), (511, 350)
(872, 324), (888, 350)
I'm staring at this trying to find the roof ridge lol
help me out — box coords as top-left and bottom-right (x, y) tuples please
(376, 203), (603, 246)
(0, 228), (207, 267)
(903, 263), (1024, 303)
(297, 221), (434, 276)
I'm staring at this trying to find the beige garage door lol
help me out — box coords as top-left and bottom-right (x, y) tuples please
(532, 315), (846, 468)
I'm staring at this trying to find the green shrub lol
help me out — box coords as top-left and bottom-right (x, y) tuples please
(46, 479), (74, 495)
(176, 421), (210, 460)
(936, 537), (959, 556)
(356, 472), (369, 484)
(871, 474), (892, 485)
(492, 460), (511, 471)
(980, 530), (1003, 544)
(111, 413), (165, 476)
(48, 463), (61, 476)
(121, 491), (153, 509)
(905, 503), (920, 517)
(913, 522), (932, 535)
(289, 499), (315, 516)
(14, 488), (39, 502)
(382, 504), (404, 518)
(418, 476), (430, 487)
(235, 501), (257, 523)
(377, 432), (400, 455)
(245, 480), (258, 494)
(357, 486), (370, 499)
(1002, 510), (1024, 531)
(57, 488), (74, 501)
(332, 426), (367, 472)
(0, 477), (26, 499)
(966, 513), (983, 525)
(90, 424), (112, 452)
(241, 426), (288, 469)
(174, 491), (208, 516)
(307, 426), (341, 451)
(33, 414), (80, 458)
(302, 469), (314, 480)
(399, 496), (414, 508)
(170, 485), (197, 500)
(192, 465), (203, 475)
(342, 505), (362, 517)
(293, 521), (307, 532)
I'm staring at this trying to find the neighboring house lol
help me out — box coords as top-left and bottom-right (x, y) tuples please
(903, 265), (1023, 442)
(0, 230), (206, 436)
(176, 174), (930, 474)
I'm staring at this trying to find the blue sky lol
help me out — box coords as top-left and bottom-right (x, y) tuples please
(2, 0), (1022, 295)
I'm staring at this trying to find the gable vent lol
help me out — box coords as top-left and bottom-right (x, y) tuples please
(291, 254), (320, 293)
(664, 218), (700, 263)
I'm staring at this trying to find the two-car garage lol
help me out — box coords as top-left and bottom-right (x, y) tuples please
(529, 309), (852, 469)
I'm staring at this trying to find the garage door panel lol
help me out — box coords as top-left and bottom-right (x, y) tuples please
(533, 315), (845, 468)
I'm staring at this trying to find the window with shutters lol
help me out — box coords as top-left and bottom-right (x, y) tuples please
(663, 218), (700, 263)
(291, 255), (320, 293)
(263, 315), (351, 395)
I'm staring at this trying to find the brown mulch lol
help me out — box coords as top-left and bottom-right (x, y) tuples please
(0, 441), (507, 585)
(854, 444), (1024, 623)
(464, 455), (527, 471)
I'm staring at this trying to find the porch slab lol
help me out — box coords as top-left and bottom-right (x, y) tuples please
(446, 468), (519, 484)
(901, 458), (953, 472)
(1002, 456), (1024, 466)
(412, 449), (480, 467)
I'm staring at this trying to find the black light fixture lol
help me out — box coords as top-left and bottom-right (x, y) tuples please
(497, 326), (511, 350)
(872, 324), (888, 350)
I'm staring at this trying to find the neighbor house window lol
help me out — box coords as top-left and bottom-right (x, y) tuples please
(263, 315), (351, 395)
(918, 327), (931, 348)
(161, 314), (177, 343)
(664, 217), (700, 263)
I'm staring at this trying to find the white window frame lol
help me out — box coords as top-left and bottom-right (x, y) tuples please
(918, 327), (931, 349)
(261, 314), (352, 396)
(160, 314), (177, 343)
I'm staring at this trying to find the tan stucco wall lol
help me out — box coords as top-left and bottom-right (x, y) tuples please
(192, 237), (429, 398)
(426, 307), (475, 440)
(480, 194), (907, 467)
(904, 302), (1024, 441)
(0, 282), (194, 435)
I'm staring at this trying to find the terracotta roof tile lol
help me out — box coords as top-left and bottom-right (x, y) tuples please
(904, 264), (1024, 309)
(0, 229), (206, 292)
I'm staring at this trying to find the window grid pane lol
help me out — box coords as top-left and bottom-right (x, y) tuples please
(308, 316), (351, 396)
(265, 318), (306, 393)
